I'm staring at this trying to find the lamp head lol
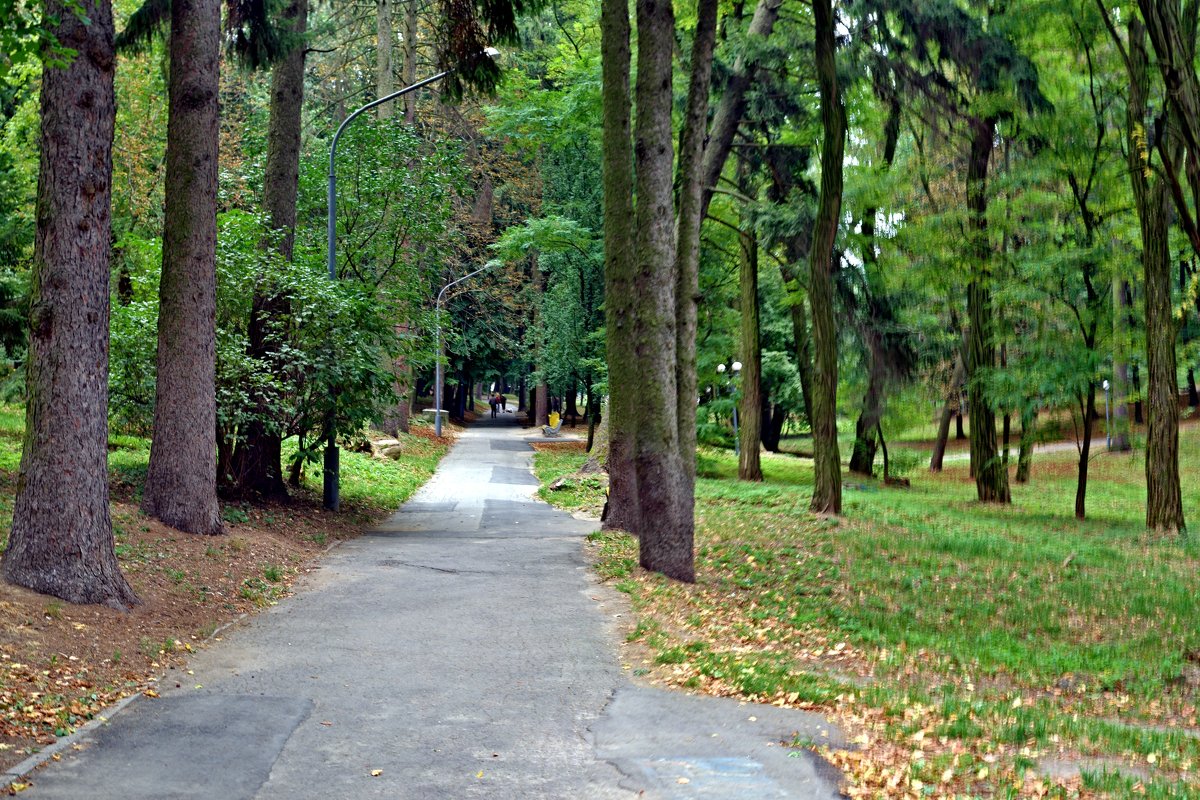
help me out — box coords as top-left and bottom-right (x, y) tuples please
(1102, 379), (1110, 390)
(732, 361), (742, 374)
(716, 364), (726, 374)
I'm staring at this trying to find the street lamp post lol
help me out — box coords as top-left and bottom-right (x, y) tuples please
(435, 263), (497, 437)
(322, 49), (500, 511)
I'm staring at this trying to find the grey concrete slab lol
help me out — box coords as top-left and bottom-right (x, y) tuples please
(25, 694), (312, 800)
(17, 414), (845, 800)
(594, 686), (845, 799)
(490, 466), (541, 485)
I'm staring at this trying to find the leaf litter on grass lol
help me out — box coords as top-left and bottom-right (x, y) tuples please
(548, 432), (1200, 799)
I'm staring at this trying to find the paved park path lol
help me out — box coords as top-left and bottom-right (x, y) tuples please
(17, 415), (845, 799)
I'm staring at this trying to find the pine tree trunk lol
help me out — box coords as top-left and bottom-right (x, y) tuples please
(4, 0), (139, 608)
(142, 0), (224, 535)
(808, 0), (845, 515)
(1127, 18), (1185, 532)
(600, 0), (640, 533)
(738, 219), (763, 481)
(631, 0), (692, 581)
(964, 116), (1010, 504)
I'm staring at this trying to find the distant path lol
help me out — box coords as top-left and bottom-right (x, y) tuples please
(19, 414), (843, 799)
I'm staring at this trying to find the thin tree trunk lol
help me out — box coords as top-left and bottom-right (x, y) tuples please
(738, 216), (763, 481)
(1110, 277), (1132, 451)
(964, 116), (1010, 504)
(1075, 385), (1096, 519)
(761, 401), (786, 452)
(4, 0), (138, 608)
(698, 0), (782, 220)
(631, 0), (691, 580)
(930, 351), (965, 472)
(849, 94), (902, 477)
(142, 0), (224, 535)
(1016, 404), (1035, 483)
(674, 0), (718, 501)
(808, 0), (845, 515)
(600, 0), (640, 533)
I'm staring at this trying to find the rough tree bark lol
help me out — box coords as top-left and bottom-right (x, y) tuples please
(630, 0), (692, 580)
(142, 0), (224, 535)
(599, 0), (640, 533)
(3, 0), (139, 608)
(964, 116), (1010, 503)
(230, 0), (307, 498)
(808, 0), (846, 515)
(1125, 17), (1185, 532)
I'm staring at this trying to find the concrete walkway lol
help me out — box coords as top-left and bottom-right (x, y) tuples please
(18, 415), (845, 799)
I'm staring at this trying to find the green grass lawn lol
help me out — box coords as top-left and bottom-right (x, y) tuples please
(0, 407), (447, 542)
(535, 431), (1200, 798)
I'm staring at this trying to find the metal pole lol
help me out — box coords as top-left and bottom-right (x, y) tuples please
(434, 263), (496, 437)
(323, 70), (450, 510)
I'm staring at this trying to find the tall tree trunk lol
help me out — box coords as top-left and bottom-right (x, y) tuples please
(229, 0), (307, 498)
(964, 116), (1010, 504)
(738, 216), (763, 481)
(674, 0), (718, 503)
(930, 351), (965, 472)
(142, 0), (224, 535)
(1127, 18), (1185, 532)
(403, 0), (417, 124)
(631, 0), (692, 580)
(376, 0), (393, 119)
(808, 0), (845, 515)
(3, 0), (138, 608)
(600, 0), (640, 533)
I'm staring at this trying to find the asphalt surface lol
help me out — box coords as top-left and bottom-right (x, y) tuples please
(17, 414), (846, 799)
